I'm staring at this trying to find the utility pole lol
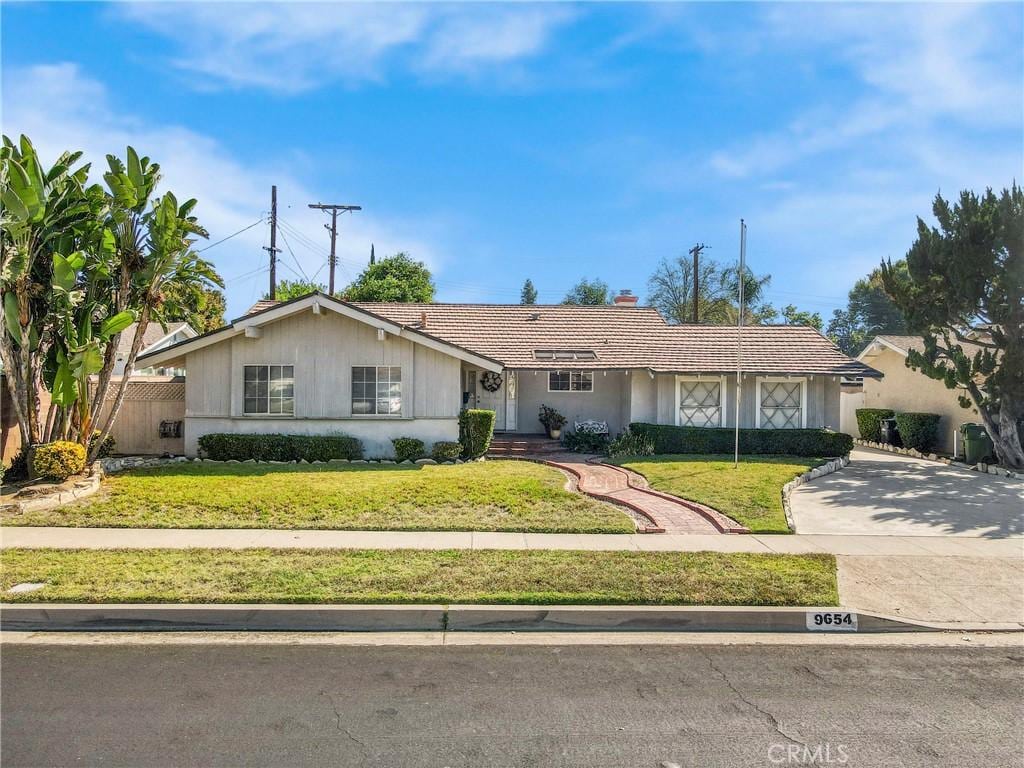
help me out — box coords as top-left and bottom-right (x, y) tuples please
(308, 203), (362, 295)
(264, 185), (280, 299)
(689, 243), (707, 323)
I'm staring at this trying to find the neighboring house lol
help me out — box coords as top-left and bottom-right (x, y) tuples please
(852, 334), (980, 453)
(136, 291), (880, 457)
(114, 322), (197, 376)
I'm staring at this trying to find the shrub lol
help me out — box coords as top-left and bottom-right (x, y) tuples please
(392, 437), (426, 462)
(459, 409), (496, 459)
(628, 423), (854, 457)
(607, 429), (656, 458)
(855, 408), (895, 442)
(4, 451), (28, 483)
(562, 430), (610, 453)
(894, 412), (941, 452)
(32, 441), (87, 481)
(431, 440), (463, 462)
(196, 433), (363, 462)
(538, 404), (567, 434)
(91, 430), (117, 458)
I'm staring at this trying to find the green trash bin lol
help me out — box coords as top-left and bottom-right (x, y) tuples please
(960, 423), (994, 464)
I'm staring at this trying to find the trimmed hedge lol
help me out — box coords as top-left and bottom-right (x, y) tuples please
(855, 408), (895, 442)
(459, 409), (496, 459)
(392, 437), (425, 462)
(32, 441), (87, 480)
(431, 440), (463, 462)
(629, 423), (853, 457)
(894, 412), (941, 452)
(197, 433), (363, 462)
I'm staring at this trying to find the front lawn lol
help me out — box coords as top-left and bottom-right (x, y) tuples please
(612, 455), (823, 534)
(0, 548), (838, 605)
(2, 461), (635, 534)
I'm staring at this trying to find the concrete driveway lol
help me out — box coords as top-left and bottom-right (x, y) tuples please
(790, 447), (1024, 538)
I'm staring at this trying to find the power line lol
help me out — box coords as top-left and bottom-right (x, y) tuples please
(308, 203), (362, 295)
(195, 217), (266, 252)
(277, 228), (312, 282)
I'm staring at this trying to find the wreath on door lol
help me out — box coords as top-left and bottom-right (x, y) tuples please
(481, 371), (503, 392)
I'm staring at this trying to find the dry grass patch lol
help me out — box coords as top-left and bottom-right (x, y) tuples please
(0, 548), (838, 606)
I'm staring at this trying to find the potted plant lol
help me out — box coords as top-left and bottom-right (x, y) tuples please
(538, 404), (567, 439)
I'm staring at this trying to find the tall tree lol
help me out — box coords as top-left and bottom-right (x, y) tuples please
(342, 252), (434, 302)
(1, 136), (221, 464)
(562, 277), (610, 306)
(826, 263), (909, 355)
(780, 304), (823, 331)
(163, 284), (226, 333)
(646, 253), (772, 324)
(520, 278), (538, 305)
(881, 185), (1023, 469)
(262, 278), (326, 302)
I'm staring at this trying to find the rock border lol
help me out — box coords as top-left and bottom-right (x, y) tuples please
(853, 438), (1019, 480)
(1, 462), (105, 515)
(781, 456), (850, 533)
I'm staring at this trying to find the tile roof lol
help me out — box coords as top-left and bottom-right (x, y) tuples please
(872, 334), (989, 358)
(116, 322), (189, 357)
(350, 302), (880, 377)
(246, 299), (280, 316)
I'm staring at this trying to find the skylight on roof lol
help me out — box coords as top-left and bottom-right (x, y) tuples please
(533, 349), (597, 361)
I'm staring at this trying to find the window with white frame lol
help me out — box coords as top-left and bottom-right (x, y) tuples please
(759, 379), (804, 429)
(243, 365), (294, 415)
(548, 370), (593, 392)
(678, 378), (723, 427)
(352, 366), (402, 415)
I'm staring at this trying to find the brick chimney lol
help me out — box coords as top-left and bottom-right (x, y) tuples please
(613, 289), (638, 307)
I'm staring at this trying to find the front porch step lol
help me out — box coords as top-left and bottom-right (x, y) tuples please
(488, 435), (564, 456)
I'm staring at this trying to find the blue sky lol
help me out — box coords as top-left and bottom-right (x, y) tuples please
(3, 2), (1022, 321)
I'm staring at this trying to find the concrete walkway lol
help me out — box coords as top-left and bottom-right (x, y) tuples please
(541, 453), (741, 534)
(3, 526), (1021, 557)
(791, 447), (1024, 537)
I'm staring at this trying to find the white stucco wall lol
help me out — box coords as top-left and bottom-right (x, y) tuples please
(860, 346), (977, 452)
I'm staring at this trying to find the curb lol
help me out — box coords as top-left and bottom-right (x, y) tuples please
(0, 603), (997, 634)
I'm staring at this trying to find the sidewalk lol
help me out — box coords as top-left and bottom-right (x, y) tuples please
(2, 526), (1022, 557)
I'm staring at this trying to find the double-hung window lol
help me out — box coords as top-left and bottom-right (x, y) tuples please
(352, 366), (402, 415)
(677, 377), (723, 427)
(243, 365), (294, 415)
(548, 370), (594, 392)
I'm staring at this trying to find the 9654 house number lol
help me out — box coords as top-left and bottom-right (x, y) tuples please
(806, 611), (858, 631)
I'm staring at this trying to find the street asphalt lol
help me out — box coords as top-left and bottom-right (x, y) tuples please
(3, 643), (1022, 767)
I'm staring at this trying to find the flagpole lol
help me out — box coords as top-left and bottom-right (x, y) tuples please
(734, 219), (746, 468)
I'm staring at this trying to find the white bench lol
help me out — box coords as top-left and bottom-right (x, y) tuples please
(574, 420), (609, 435)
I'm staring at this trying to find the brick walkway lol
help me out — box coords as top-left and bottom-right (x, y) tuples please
(540, 453), (744, 535)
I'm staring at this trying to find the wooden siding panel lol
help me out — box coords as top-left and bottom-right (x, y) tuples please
(185, 343), (231, 416)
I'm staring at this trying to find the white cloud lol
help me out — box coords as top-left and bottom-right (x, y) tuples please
(708, 3), (1022, 180)
(115, 2), (575, 92)
(2, 62), (449, 317)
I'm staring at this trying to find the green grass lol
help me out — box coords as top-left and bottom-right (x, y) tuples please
(0, 548), (838, 606)
(2, 461), (634, 534)
(612, 454), (824, 534)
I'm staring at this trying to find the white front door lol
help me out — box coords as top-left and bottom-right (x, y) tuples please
(505, 371), (518, 431)
(474, 370), (506, 431)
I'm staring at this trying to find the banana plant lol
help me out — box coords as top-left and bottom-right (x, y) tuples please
(1, 135), (99, 450)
